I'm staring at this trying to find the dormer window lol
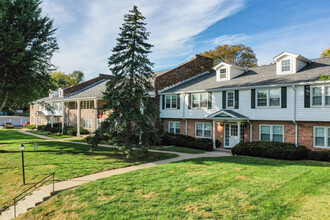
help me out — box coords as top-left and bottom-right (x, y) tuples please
(281, 59), (290, 72)
(58, 89), (63, 98)
(49, 92), (53, 98)
(219, 68), (227, 79)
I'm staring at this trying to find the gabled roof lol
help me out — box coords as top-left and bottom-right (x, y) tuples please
(213, 62), (248, 71)
(161, 57), (330, 94)
(273, 51), (312, 63)
(205, 110), (248, 120)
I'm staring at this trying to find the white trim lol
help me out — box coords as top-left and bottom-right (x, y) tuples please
(226, 91), (235, 108)
(273, 51), (312, 63)
(256, 88), (281, 108)
(195, 122), (212, 138)
(165, 95), (178, 109)
(313, 126), (330, 148)
(168, 121), (181, 134)
(191, 92), (208, 109)
(259, 124), (284, 142)
(311, 85), (330, 107)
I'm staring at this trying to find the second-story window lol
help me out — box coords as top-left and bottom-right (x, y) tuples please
(227, 91), (234, 108)
(281, 59), (290, 72)
(326, 86), (330, 105)
(165, 95), (177, 109)
(269, 89), (280, 106)
(312, 86), (322, 106)
(219, 68), (227, 79)
(257, 89), (267, 107)
(256, 88), (281, 107)
(192, 93), (208, 109)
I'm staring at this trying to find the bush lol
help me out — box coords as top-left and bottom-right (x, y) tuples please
(307, 151), (330, 161)
(36, 123), (62, 132)
(231, 142), (309, 160)
(53, 132), (62, 136)
(23, 124), (36, 129)
(63, 126), (89, 136)
(162, 133), (218, 151)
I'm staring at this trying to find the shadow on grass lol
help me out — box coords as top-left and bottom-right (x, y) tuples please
(171, 155), (330, 168)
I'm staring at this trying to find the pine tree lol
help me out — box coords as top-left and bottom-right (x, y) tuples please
(91, 6), (159, 156)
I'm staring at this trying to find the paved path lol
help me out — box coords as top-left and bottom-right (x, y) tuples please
(18, 129), (54, 140)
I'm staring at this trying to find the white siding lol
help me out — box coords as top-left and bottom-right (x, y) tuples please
(296, 59), (307, 72)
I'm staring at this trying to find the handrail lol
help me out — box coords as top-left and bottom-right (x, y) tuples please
(0, 172), (55, 218)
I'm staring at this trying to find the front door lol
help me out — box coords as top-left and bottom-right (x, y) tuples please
(224, 124), (239, 148)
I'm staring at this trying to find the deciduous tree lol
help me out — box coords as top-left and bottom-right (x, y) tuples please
(200, 44), (258, 67)
(320, 48), (330, 58)
(0, 0), (58, 112)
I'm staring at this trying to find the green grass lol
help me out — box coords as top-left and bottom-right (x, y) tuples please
(0, 141), (177, 210)
(20, 156), (330, 220)
(64, 138), (86, 142)
(151, 146), (206, 154)
(0, 129), (43, 144)
(25, 130), (73, 139)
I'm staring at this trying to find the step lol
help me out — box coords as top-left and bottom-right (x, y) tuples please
(33, 190), (50, 201)
(17, 199), (35, 211)
(40, 187), (55, 196)
(0, 208), (15, 220)
(24, 194), (43, 206)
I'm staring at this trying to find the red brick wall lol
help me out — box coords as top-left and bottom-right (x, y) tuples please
(154, 55), (213, 92)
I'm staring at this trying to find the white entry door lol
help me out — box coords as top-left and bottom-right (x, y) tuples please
(224, 124), (239, 148)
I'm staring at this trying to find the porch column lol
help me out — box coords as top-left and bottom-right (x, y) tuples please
(237, 121), (241, 143)
(212, 120), (216, 150)
(77, 101), (81, 136)
(94, 99), (98, 131)
(61, 102), (64, 134)
(51, 102), (54, 128)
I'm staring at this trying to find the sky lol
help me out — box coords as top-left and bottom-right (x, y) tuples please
(41, 0), (330, 80)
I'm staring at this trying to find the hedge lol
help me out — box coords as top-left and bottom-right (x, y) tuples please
(232, 142), (330, 161)
(63, 126), (89, 136)
(23, 124), (36, 129)
(162, 133), (220, 151)
(35, 123), (89, 136)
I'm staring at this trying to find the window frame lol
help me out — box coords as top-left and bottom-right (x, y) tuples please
(311, 86), (323, 107)
(310, 85), (330, 107)
(256, 88), (281, 108)
(219, 68), (227, 80)
(313, 126), (330, 148)
(168, 121), (181, 134)
(281, 59), (291, 72)
(82, 118), (92, 129)
(259, 124), (284, 142)
(165, 95), (177, 109)
(191, 93), (208, 109)
(226, 91), (235, 108)
(195, 122), (212, 138)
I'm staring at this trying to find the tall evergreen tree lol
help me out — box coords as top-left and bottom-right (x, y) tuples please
(91, 6), (159, 156)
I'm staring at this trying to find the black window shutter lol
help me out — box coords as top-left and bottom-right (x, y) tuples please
(162, 95), (165, 109)
(235, 90), (239, 109)
(177, 94), (180, 109)
(304, 85), (310, 108)
(188, 93), (191, 109)
(222, 91), (226, 109)
(208, 92), (212, 109)
(281, 87), (287, 108)
(251, 89), (256, 109)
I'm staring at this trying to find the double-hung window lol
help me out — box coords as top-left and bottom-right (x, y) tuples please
(165, 95), (177, 109)
(281, 59), (290, 72)
(260, 125), (284, 142)
(82, 118), (92, 129)
(227, 91), (234, 108)
(312, 86), (322, 106)
(191, 93), (208, 109)
(82, 101), (93, 109)
(195, 122), (211, 138)
(256, 88), (281, 107)
(326, 86), (330, 105)
(168, 121), (180, 134)
(313, 126), (330, 148)
(219, 68), (227, 79)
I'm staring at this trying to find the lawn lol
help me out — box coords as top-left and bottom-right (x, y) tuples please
(19, 156), (330, 220)
(0, 141), (177, 210)
(25, 130), (73, 139)
(0, 129), (43, 144)
(151, 146), (206, 154)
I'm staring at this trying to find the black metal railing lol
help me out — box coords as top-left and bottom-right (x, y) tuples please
(0, 172), (55, 218)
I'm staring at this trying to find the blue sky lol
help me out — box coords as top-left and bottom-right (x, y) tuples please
(41, 0), (330, 80)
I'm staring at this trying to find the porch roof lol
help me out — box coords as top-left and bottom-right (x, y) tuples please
(205, 109), (248, 121)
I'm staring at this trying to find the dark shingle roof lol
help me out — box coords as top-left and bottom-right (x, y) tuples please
(162, 58), (330, 93)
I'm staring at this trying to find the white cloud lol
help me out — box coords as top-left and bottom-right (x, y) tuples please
(41, 0), (246, 79)
(212, 34), (251, 45)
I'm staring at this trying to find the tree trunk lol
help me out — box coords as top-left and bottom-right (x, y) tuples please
(0, 91), (9, 113)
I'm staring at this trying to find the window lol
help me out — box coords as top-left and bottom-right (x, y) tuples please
(195, 122), (211, 138)
(165, 95), (177, 109)
(191, 93), (208, 109)
(65, 118), (69, 126)
(74, 118), (77, 127)
(260, 125), (284, 142)
(168, 121), (180, 134)
(326, 86), (330, 105)
(281, 59), (290, 72)
(219, 68), (227, 79)
(37, 117), (41, 124)
(82, 119), (92, 129)
(257, 89), (267, 107)
(312, 87), (322, 106)
(82, 101), (93, 109)
(32, 116), (35, 123)
(256, 88), (281, 107)
(32, 104), (34, 110)
(313, 127), (330, 148)
(227, 91), (234, 108)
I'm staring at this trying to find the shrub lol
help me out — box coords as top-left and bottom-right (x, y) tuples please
(307, 151), (330, 161)
(53, 132), (62, 136)
(23, 124), (36, 129)
(162, 133), (218, 151)
(231, 142), (309, 160)
(63, 126), (89, 136)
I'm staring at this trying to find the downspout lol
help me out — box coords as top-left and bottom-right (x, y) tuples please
(247, 119), (252, 142)
(292, 85), (298, 146)
(183, 93), (188, 135)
